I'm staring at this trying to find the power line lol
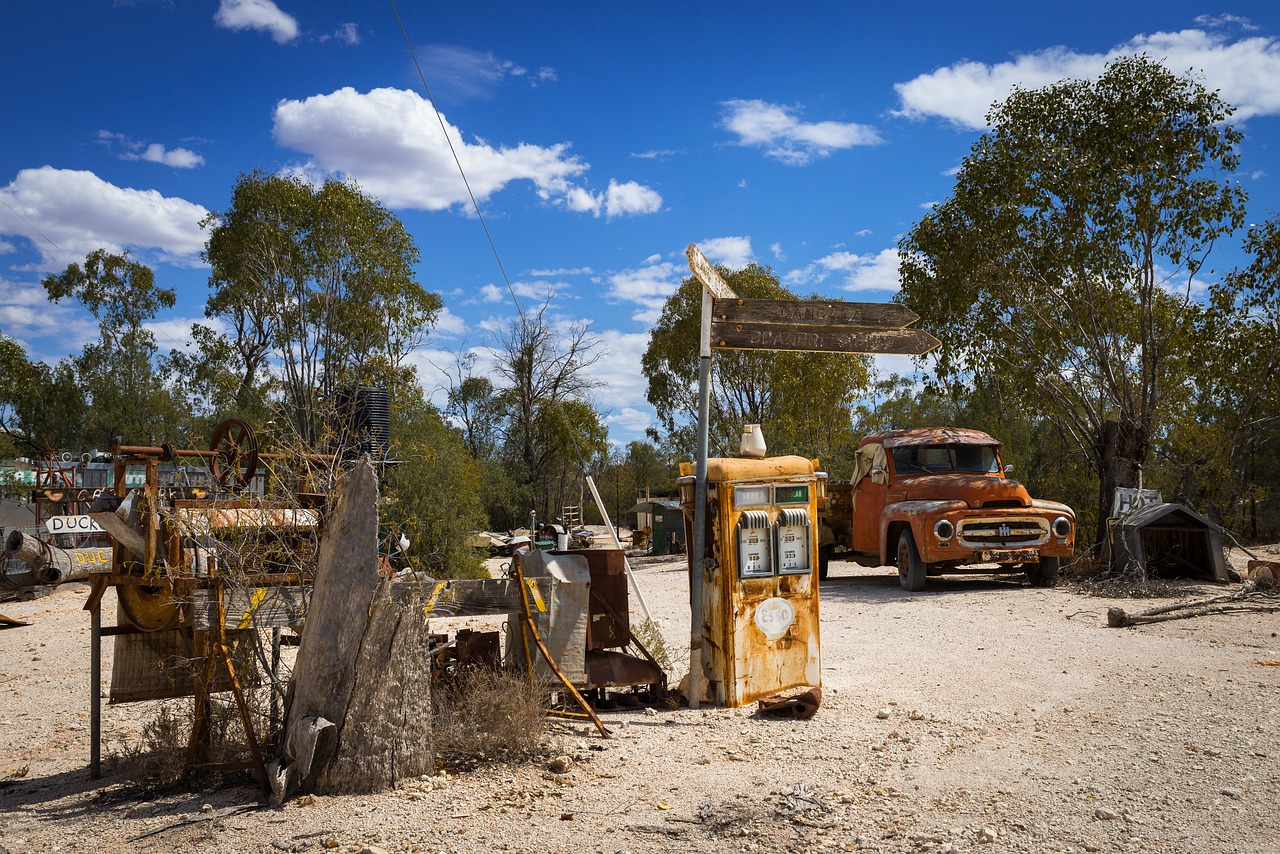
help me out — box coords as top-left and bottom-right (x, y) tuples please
(389, 0), (526, 324)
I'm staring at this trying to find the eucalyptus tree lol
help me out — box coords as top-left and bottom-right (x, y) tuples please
(198, 171), (441, 443)
(898, 55), (1247, 545)
(642, 263), (871, 467)
(41, 249), (181, 447)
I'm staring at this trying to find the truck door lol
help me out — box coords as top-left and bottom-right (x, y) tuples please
(851, 443), (888, 555)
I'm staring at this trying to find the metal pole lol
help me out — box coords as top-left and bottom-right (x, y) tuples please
(90, 605), (100, 778)
(689, 289), (713, 709)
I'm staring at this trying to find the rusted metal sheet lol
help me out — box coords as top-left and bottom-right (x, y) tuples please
(757, 686), (822, 719)
(867, 427), (999, 448)
(696, 472), (822, 708)
(173, 507), (320, 536)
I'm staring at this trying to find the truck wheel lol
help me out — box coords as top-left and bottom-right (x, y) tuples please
(896, 530), (926, 592)
(819, 545), (833, 580)
(1030, 556), (1061, 587)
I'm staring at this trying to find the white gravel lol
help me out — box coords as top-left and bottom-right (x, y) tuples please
(2, 548), (1279, 853)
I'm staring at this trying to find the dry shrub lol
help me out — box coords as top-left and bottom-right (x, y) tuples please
(113, 702), (190, 787)
(632, 618), (676, 672)
(431, 668), (547, 764)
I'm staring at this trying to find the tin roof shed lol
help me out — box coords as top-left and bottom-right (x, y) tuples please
(1111, 502), (1229, 582)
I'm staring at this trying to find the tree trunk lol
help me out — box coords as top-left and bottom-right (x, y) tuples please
(269, 458), (433, 802)
(1092, 419), (1149, 547)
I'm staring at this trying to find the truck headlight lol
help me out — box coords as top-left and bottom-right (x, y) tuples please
(933, 519), (954, 542)
(1052, 516), (1072, 539)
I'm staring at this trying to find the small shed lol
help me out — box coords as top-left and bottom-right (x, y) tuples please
(626, 499), (685, 555)
(1111, 502), (1229, 582)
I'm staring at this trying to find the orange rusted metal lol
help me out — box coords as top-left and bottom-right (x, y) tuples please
(824, 427), (1075, 586)
(682, 456), (823, 708)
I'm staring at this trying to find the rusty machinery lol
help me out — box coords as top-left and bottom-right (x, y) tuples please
(83, 418), (336, 791)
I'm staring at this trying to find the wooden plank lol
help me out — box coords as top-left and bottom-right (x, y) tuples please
(710, 323), (940, 355)
(390, 576), (554, 619)
(713, 297), (919, 329)
(685, 244), (738, 300)
(191, 585), (310, 630)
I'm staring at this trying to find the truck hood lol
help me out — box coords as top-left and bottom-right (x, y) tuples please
(900, 474), (1032, 508)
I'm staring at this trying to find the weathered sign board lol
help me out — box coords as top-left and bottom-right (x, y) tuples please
(44, 514), (105, 535)
(710, 297), (939, 355)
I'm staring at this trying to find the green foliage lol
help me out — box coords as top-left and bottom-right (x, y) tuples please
(898, 55), (1247, 545)
(41, 250), (183, 447)
(0, 334), (85, 452)
(383, 395), (487, 579)
(642, 263), (872, 464)
(198, 171), (442, 442)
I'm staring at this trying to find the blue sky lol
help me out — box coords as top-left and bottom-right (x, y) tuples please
(4, 2), (1280, 447)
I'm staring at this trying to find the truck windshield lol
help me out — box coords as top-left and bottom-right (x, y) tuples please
(891, 444), (999, 474)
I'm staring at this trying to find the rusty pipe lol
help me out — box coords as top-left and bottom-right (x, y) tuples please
(112, 443), (336, 464)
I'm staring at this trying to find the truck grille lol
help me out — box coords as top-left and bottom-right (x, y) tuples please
(957, 517), (1048, 548)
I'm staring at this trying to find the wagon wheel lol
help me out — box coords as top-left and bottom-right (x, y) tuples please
(209, 418), (259, 491)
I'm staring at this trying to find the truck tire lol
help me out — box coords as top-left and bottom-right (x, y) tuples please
(819, 545), (833, 580)
(1030, 556), (1061, 587)
(896, 530), (926, 592)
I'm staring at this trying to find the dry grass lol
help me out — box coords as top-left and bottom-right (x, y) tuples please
(431, 668), (548, 766)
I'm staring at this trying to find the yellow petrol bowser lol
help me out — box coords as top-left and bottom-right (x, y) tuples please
(679, 455), (826, 707)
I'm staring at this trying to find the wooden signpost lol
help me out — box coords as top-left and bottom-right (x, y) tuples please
(682, 243), (939, 709)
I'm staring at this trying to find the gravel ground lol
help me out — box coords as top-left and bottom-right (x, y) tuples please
(2, 547), (1279, 854)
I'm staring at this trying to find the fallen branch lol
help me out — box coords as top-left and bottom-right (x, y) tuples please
(1107, 587), (1280, 627)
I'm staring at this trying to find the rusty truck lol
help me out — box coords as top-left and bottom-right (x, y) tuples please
(819, 427), (1074, 590)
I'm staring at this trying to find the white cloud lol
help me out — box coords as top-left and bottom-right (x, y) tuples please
(631, 149), (679, 160)
(272, 86), (661, 218)
(770, 242), (785, 261)
(527, 266), (593, 277)
(124, 143), (205, 169)
(699, 236), (754, 269)
(430, 305), (467, 337)
(606, 260), (683, 323)
(97, 132), (204, 169)
(213, 0), (298, 44)
(472, 279), (561, 306)
(419, 45), (555, 101)
(0, 277), (96, 353)
(589, 330), (652, 416)
(0, 167), (208, 270)
(146, 316), (232, 354)
(786, 248), (901, 294)
(605, 407), (652, 443)
(569, 180), (664, 219)
(321, 22), (359, 45)
(894, 22), (1280, 129)
(721, 99), (882, 165)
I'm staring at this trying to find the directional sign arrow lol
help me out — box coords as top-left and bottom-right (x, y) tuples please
(712, 297), (920, 330)
(709, 323), (940, 355)
(685, 244), (738, 300)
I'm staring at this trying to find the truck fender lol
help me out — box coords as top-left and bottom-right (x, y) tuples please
(878, 500), (969, 566)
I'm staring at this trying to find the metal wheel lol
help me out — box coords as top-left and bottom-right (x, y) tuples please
(209, 418), (259, 491)
(896, 529), (926, 592)
(118, 580), (182, 632)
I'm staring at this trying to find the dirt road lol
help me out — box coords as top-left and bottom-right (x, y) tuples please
(2, 554), (1278, 853)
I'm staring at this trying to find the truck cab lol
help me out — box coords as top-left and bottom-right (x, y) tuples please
(822, 428), (1074, 590)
